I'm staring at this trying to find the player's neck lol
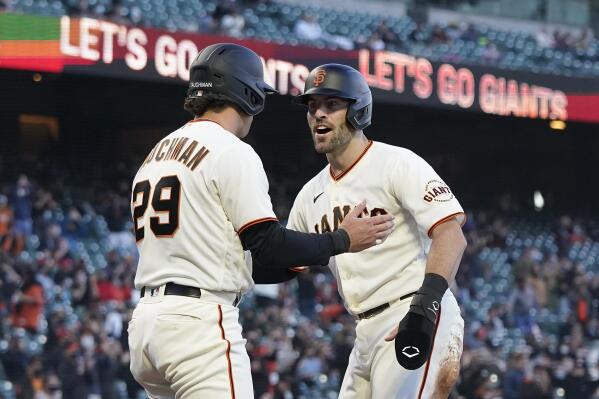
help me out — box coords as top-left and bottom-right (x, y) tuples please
(196, 107), (251, 138)
(327, 133), (369, 176)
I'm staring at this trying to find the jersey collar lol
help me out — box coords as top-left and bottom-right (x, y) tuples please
(187, 118), (225, 130)
(329, 140), (374, 182)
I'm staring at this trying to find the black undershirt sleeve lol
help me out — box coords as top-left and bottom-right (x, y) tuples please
(239, 220), (350, 269)
(251, 267), (299, 284)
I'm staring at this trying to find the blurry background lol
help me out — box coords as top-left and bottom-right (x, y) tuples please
(0, 0), (598, 398)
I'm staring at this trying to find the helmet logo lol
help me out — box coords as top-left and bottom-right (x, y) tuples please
(313, 69), (326, 86)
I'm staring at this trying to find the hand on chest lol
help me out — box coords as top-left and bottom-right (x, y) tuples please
(310, 181), (395, 234)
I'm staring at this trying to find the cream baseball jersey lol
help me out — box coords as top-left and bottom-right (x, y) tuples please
(131, 120), (277, 293)
(287, 141), (465, 315)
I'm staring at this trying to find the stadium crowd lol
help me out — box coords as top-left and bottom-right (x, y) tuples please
(0, 160), (598, 399)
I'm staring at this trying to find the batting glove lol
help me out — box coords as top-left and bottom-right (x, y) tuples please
(394, 273), (447, 370)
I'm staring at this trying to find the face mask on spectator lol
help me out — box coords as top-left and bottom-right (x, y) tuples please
(81, 333), (95, 351)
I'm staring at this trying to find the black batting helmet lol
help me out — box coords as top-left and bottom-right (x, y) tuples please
(294, 63), (372, 130)
(186, 43), (277, 116)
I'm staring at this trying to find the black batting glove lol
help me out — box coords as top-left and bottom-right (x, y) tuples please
(394, 273), (448, 370)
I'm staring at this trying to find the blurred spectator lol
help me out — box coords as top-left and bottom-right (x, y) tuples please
(295, 347), (323, 384)
(293, 14), (354, 49)
(430, 24), (449, 44)
(11, 268), (44, 333)
(58, 341), (87, 399)
(11, 174), (32, 237)
(507, 277), (537, 334)
(103, 301), (123, 339)
(574, 27), (595, 50)
(272, 377), (294, 399)
(485, 304), (506, 346)
(1, 336), (30, 395)
(128, 5), (142, 25)
(297, 271), (316, 319)
(366, 32), (386, 51)
(458, 349), (503, 399)
(36, 373), (62, 399)
(482, 43), (501, 63)
(108, 3), (131, 25)
(71, 263), (98, 308)
(502, 352), (526, 399)
(375, 20), (399, 46)
(40, 223), (70, 264)
(294, 14), (323, 41)
(536, 28), (555, 48)
(0, 194), (16, 254)
(198, 12), (219, 34)
(220, 7), (245, 38)
(519, 365), (552, 398)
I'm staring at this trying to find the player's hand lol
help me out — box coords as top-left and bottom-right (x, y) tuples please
(384, 326), (399, 341)
(389, 309), (436, 370)
(388, 274), (447, 370)
(339, 201), (394, 252)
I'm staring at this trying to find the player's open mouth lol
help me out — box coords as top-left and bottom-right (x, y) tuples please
(314, 125), (333, 135)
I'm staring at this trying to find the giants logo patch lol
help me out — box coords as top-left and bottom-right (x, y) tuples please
(423, 180), (454, 203)
(313, 69), (326, 86)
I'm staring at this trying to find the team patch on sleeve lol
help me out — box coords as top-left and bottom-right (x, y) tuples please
(423, 180), (454, 203)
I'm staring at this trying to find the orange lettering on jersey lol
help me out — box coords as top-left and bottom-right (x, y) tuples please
(164, 137), (180, 160)
(370, 208), (388, 216)
(315, 205), (388, 234)
(320, 215), (331, 233)
(187, 146), (210, 171)
(333, 206), (343, 231)
(333, 205), (352, 231)
(155, 139), (170, 161)
(170, 137), (189, 160)
(178, 140), (198, 164)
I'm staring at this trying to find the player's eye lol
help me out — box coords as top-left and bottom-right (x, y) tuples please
(327, 100), (343, 110)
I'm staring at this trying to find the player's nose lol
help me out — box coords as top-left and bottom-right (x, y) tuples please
(314, 106), (328, 119)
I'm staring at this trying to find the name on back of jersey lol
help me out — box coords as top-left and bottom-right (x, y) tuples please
(141, 137), (210, 171)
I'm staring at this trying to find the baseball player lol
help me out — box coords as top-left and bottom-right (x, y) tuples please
(127, 45), (394, 399)
(288, 64), (467, 399)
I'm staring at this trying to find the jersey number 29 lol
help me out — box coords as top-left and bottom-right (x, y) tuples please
(132, 176), (181, 241)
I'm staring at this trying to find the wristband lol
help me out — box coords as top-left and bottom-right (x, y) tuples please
(329, 229), (350, 254)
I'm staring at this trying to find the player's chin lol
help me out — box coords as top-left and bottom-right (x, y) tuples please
(312, 139), (331, 154)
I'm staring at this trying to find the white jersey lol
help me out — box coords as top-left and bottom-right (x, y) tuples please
(287, 140), (465, 315)
(131, 119), (277, 293)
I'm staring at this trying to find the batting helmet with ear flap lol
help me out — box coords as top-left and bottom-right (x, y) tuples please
(186, 43), (277, 116)
(293, 63), (372, 130)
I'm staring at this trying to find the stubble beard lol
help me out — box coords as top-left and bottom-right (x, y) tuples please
(314, 122), (354, 154)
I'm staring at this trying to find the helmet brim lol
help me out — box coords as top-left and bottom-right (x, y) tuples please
(293, 87), (357, 105)
(259, 81), (278, 95)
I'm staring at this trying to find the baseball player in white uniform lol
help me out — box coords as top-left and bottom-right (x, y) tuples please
(288, 64), (467, 399)
(127, 46), (394, 399)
